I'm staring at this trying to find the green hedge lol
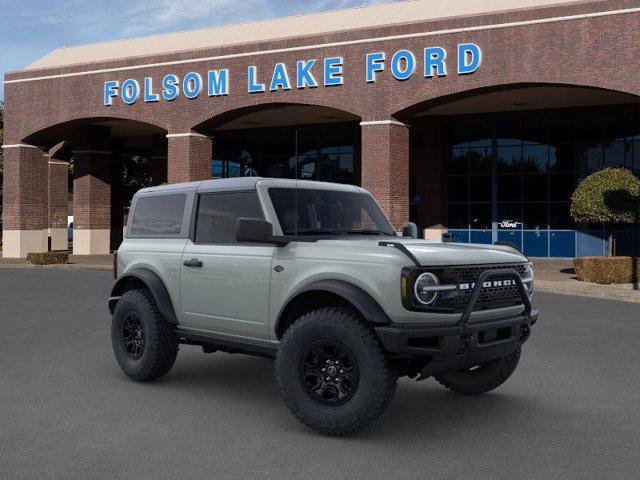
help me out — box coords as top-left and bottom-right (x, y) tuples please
(27, 251), (70, 265)
(574, 256), (640, 284)
(570, 168), (640, 224)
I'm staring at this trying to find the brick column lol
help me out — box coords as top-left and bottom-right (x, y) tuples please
(1, 144), (49, 257)
(360, 120), (410, 230)
(72, 150), (112, 255)
(48, 159), (69, 251)
(150, 134), (168, 185)
(167, 133), (212, 183)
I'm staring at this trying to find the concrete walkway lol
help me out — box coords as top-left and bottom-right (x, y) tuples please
(533, 259), (640, 304)
(1, 253), (639, 303)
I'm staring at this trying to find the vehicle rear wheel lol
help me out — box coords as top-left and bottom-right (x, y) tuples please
(111, 288), (179, 381)
(434, 347), (521, 395)
(275, 307), (397, 435)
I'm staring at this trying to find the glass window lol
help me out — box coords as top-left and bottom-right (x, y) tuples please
(449, 148), (469, 174)
(498, 203), (522, 230)
(523, 174), (548, 202)
(448, 204), (469, 229)
(497, 145), (522, 173)
(470, 175), (492, 202)
(549, 174), (576, 201)
(195, 192), (263, 244)
(268, 188), (395, 236)
(130, 194), (186, 236)
(447, 177), (469, 203)
(470, 203), (492, 229)
(549, 144), (575, 172)
(523, 204), (548, 229)
(523, 145), (548, 173)
(550, 202), (573, 229)
(469, 147), (491, 173)
(604, 140), (632, 168)
(498, 175), (521, 201)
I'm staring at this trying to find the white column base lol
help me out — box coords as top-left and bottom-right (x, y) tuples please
(73, 229), (111, 255)
(49, 228), (69, 251)
(2, 230), (48, 258)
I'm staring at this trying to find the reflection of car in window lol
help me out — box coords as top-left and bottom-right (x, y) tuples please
(109, 177), (537, 436)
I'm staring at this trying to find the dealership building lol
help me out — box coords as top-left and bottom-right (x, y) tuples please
(3, 0), (640, 257)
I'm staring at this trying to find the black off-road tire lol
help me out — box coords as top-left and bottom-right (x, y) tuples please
(434, 347), (521, 395)
(111, 288), (179, 382)
(275, 307), (398, 436)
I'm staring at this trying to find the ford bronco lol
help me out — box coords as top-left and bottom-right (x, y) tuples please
(109, 177), (537, 435)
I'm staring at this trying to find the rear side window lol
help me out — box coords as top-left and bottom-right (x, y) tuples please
(130, 194), (186, 236)
(195, 192), (263, 244)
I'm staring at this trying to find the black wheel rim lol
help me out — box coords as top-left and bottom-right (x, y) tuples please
(122, 313), (145, 360)
(299, 340), (359, 406)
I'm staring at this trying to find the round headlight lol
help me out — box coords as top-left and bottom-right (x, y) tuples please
(414, 272), (440, 306)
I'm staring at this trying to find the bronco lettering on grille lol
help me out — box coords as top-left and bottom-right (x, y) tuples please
(458, 279), (515, 290)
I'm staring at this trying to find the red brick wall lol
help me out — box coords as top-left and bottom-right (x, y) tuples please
(167, 135), (212, 183)
(361, 123), (410, 229)
(2, 146), (48, 230)
(48, 161), (68, 229)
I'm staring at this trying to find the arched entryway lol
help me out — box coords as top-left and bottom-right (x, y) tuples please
(193, 103), (361, 185)
(3, 118), (167, 256)
(396, 84), (640, 257)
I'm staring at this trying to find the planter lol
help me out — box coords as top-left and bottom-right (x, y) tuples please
(573, 256), (640, 284)
(27, 251), (70, 265)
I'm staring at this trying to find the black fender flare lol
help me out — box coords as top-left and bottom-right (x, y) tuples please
(109, 269), (178, 324)
(276, 279), (391, 337)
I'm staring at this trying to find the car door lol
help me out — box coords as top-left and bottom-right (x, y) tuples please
(180, 190), (275, 340)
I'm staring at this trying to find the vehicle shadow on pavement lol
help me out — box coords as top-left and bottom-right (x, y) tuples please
(140, 347), (547, 441)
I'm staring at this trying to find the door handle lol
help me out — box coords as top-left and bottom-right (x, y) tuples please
(183, 258), (203, 268)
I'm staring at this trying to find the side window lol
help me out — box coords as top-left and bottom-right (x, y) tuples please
(195, 191), (263, 244)
(130, 194), (186, 236)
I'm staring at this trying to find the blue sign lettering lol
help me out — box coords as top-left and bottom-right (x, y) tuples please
(102, 44), (482, 105)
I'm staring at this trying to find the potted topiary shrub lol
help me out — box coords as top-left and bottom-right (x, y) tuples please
(570, 168), (640, 284)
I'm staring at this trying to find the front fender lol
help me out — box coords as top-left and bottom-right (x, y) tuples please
(274, 279), (391, 337)
(109, 269), (178, 324)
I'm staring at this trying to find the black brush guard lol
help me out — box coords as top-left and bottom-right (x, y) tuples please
(374, 269), (538, 380)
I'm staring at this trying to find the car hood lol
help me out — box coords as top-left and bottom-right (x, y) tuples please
(318, 237), (527, 266)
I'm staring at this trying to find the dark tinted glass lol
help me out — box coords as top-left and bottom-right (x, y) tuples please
(497, 175), (521, 201)
(470, 175), (492, 202)
(523, 204), (548, 229)
(470, 203), (492, 229)
(195, 192), (263, 244)
(268, 188), (395, 236)
(130, 194), (186, 236)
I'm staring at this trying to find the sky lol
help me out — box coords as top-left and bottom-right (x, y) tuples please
(0, 0), (400, 100)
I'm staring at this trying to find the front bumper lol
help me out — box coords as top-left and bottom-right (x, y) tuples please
(375, 268), (538, 379)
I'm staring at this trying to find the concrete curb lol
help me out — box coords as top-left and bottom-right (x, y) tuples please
(0, 263), (112, 271)
(535, 280), (640, 304)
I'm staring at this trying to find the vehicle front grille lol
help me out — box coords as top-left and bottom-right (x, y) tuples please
(433, 264), (528, 312)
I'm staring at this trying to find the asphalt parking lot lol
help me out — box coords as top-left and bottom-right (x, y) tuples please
(1, 268), (639, 480)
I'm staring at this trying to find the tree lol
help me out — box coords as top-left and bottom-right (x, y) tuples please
(570, 167), (640, 255)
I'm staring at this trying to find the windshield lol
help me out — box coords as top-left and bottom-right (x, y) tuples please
(268, 188), (396, 237)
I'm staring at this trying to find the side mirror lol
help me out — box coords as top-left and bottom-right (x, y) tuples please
(236, 218), (274, 243)
(402, 222), (418, 239)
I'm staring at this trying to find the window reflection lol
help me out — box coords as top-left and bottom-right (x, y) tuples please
(212, 123), (357, 184)
(445, 106), (640, 256)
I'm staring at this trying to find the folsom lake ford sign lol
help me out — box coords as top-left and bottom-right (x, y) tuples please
(103, 43), (482, 106)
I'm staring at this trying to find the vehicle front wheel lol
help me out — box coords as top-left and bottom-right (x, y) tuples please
(111, 288), (179, 382)
(275, 307), (398, 436)
(434, 347), (521, 395)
